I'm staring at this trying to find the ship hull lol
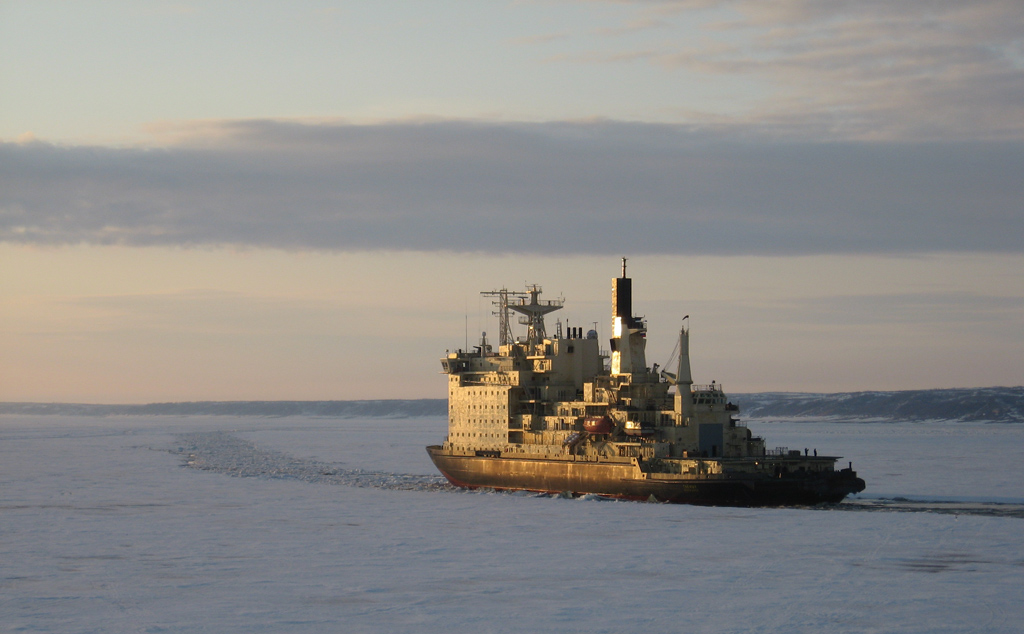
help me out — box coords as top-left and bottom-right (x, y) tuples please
(427, 446), (865, 507)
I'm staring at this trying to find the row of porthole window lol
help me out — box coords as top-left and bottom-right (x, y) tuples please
(459, 419), (509, 427)
(481, 376), (515, 384)
(453, 418), (506, 427)
(467, 388), (508, 396)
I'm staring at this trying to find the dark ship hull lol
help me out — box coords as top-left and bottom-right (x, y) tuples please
(427, 446), (865, 507)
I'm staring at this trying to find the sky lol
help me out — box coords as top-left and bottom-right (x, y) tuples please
(2, 0), (1023, 402)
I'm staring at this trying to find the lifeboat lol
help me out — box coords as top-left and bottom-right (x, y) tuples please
(583, 415), (613, 434)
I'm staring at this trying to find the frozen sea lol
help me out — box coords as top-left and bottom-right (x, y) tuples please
(2, 415), (1023, 633)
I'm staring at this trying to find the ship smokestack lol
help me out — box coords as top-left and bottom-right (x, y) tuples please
(612, 257), (638, 330)
(610, 257), (647, 375)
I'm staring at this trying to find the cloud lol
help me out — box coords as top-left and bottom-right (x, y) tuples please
(559, 0), (1024, 140)
(1, 119), (1022, 254)
(508, 32), (570, 46)
(596, 17), (669, 37)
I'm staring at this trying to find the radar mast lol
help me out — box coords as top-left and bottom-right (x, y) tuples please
(508, 284), (562, 347)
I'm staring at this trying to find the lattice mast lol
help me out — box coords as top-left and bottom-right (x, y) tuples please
(481, 288), (527, 346)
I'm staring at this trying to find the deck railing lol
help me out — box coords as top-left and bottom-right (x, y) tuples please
(691, 384), (723, 393)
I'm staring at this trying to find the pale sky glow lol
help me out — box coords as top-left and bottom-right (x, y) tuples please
(3, 246), (1021, 402)
(1, 1), (1022, 401)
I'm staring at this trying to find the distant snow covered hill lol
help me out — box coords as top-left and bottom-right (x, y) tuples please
(0, 399), (447, 418)
(3, 387), (1022, 422)
(732, 387), (1024, 423)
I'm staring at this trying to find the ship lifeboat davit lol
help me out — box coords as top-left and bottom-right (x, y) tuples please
(583, 416), (613, 434)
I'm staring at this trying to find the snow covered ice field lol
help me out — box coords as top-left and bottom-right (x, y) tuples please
(3, 415), (1023, 633)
